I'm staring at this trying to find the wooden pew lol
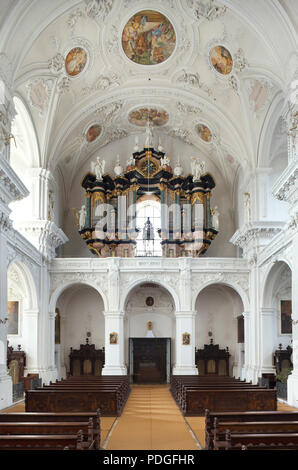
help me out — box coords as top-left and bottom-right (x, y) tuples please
(205, 409), (298, 450)
(25, 389), (121, 416)
(0, 410), (101, 449)
(170, 375), (276, 416)
(183, 388), (276, 416)
(0, 430), (93, 450)
(25, 375), (130, 416)
(215, 429), (298, 450)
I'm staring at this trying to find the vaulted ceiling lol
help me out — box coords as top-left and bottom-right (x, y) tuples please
(1, 0), (297, 200)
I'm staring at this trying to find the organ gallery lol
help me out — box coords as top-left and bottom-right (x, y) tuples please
(77, 122), (218, 258)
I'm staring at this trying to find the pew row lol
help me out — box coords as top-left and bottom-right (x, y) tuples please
(25, 376), (130, 416)
(0, 410), (101, 449)
(0, 430), (93, 450)
(205, 409), (298, 450)
(170, 375), (277, 416)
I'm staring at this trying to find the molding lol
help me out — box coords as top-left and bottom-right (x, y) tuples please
(230, 221), (285, 255)
(272, 158), (298, 207)
(15, 220), (68, 261)
(0, 156), (29, 205)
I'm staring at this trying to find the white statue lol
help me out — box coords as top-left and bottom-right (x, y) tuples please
(114, 154), (123, 176)
(126, 154), (135, 167)
(191, 157), (205, 181)
(244, 192), (251, 223)
(144, 120), (153, 148)
(91, 156), (105, 180)
(173, 156), (183, 176)
(211, 206), (219, 230)
(79, 204), (86, 230)
(160, 155), (170, 167)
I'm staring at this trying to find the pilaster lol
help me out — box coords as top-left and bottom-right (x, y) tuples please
(172, 311), (198, 375)
(102, 311), (127, 376)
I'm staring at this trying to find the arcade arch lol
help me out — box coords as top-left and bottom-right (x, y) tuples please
(194, 283), (245, 378)
(54, 283), (105, 378)
(124, 282), (176, 382)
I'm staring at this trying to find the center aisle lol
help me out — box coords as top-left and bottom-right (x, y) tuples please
(105, 385), (200, 450)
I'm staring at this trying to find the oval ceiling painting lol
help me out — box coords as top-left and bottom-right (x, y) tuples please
(65, 47), (88, 77)
(210, 45), (233, 75)
(85, 124), (102, 143)
(129, 107), (169, 127)
(122, 10), (176, 65)
(197, 124), (212, 143)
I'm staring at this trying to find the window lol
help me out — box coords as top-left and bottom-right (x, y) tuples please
(136, 199), (162, 256)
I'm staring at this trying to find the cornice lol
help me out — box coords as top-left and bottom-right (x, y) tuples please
(15, 220), (68, 261)
(230, 221), (284, 251)
(272, 158), (298, 205)
(0, 156), (29, 205)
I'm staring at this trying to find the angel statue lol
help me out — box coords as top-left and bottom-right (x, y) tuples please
(144, 120), (153, 148)
(211, 206), (219, 231)
(91, 156), (105, 180)
(126, 154), (135, 167)
(160, 155), (170, 167)
(191, 157), (205, 181)
(79, 204), (86, 230)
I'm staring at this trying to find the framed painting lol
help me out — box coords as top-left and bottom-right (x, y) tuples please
(110, 332), (118, 344)
(182, 332), (190, 345)
(280, 300), (292, 334)
(7, 301), (19, 335)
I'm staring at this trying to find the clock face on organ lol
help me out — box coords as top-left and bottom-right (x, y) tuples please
(140, 159), (158, 174)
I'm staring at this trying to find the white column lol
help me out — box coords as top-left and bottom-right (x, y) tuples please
(287, 233), (298, 408)
(36, 263), (57, 384)
(259, 308), (277, 375)
(241, 311), (250, 381)
(102, 311), (127, 375)
(22, 309), (39, 374)
(247, 262), (260, 384)
(0, 234), (12, 409)
(172, 311), (198, 375)
(48, 310), (56, 374)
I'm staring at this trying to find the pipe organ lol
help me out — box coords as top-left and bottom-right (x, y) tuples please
(77, 137), (218, 257)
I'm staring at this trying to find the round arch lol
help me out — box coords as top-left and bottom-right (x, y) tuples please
(7, 259), (39, 312)
(49, 279), (108, 314)
(7, 259), (40, 375)
(261, 259), (292, 310)
(192, 279), (249, 313)
(120, 278), (180, 313)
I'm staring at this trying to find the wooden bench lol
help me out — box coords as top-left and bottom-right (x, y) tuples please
(215, 429), (298, 450)
(0, 430), (94, 450)
(25, 376), (130, 416)
(0, 410), (101, 449)
(205, 409), (298, 449)
(170, 376), (276, 416)
(183, 388), (276, 416)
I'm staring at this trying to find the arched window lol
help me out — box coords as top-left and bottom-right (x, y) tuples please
(136, 199), (162, 256)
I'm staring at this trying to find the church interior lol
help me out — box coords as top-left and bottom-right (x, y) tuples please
(0, 0), (298, 453)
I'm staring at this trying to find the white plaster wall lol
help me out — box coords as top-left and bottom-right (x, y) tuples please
(195, 285), (244, 375)
(57, 285), (105, 373)
(62, 134), (236, 258)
